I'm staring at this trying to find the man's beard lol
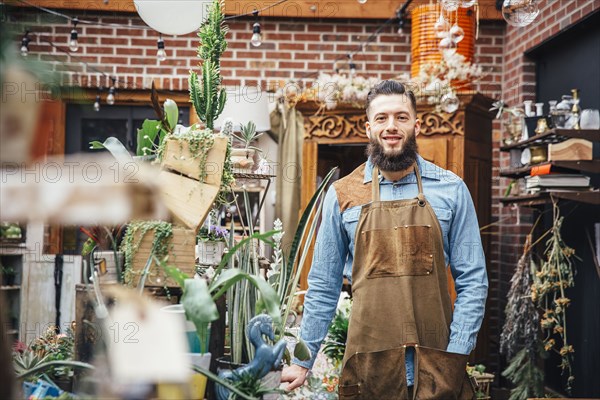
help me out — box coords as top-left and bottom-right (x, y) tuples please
(366, 133), (418, 172)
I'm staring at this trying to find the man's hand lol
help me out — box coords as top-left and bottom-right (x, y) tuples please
(281, 364), (309, 391)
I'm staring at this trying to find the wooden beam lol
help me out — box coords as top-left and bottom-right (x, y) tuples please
(7, 0), (503, 20)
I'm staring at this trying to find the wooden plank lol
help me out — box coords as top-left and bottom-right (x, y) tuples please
(548, 138), (593, 161)
(500, 129), (600, 151)
(499, 160), (600, 179)
(8, 0), (504, 20)
(158, 170), (220, 232)
(299, 141), (318, 292)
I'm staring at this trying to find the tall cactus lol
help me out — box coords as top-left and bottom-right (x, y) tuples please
(189, 0), (228, 130)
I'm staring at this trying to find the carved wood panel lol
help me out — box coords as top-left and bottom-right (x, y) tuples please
(303, 109), (465, 142)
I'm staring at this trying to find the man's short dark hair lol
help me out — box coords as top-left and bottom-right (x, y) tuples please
(365, 80), (417, 117)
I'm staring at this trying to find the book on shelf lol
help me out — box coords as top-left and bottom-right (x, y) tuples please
(525, 174), (591, 189)
(526, 187), (595, 194)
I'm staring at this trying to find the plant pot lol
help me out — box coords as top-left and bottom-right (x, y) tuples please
(189, 352), (212, 400)
(196, 240), (226, 266)
(125, 226), (196, 287)
(230, 148), (256, 174)
(161, 304), (211, 354)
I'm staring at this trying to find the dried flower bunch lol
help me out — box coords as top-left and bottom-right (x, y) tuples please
(531, 203), (577, 391)
(407, 52), (483, 108)
(276, 73), (380, 110)
(500, 235), (539, 360)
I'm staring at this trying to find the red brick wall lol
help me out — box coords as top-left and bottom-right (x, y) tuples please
(489, 0), (599, 376)
(8, 10), (502, 98)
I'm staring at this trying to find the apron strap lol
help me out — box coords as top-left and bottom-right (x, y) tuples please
(372, 163), (426, 205)
(415, 163), (426, 207)
(372, 166), (380, 202)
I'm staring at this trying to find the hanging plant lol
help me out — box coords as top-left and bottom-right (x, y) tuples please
(531, 201), (578, 392)
(120, 220), (173, 285)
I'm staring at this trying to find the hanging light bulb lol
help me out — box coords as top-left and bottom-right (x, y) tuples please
(20, 31), (30, 57)
(441, 0), (460, 12)
(439, 35), (457, 56)
(251, 22), (262, 47)
(502, 0), (540, 27)
(106, 78), (116, 105)
(156, 35), (167, 62)
(441, 92), (460, 113)
(69, 17), (79, 52)
(349, 61), (357, 77)
(434, 15), (450, 38)
(93, 95), (101, 112)
(357, 0), (367, 3)
(450, 23), (465, 43)
(460, 0), (477, 7)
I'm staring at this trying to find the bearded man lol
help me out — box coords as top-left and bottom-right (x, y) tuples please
(281, 80), (488, 399)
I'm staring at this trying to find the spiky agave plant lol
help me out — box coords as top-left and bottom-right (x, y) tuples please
(189, 0), (228, 130)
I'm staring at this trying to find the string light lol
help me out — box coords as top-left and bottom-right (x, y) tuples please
(250, 11), (262, 47)
(106, 77), (116, 105)
(347, 54), (357, 77)
(20, 31), (30, 56)
(69, 17), (79, 52)
(156, 34), (167, 62)
(93, 89), (101, 112)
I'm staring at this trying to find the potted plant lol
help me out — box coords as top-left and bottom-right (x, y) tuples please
(490, 100), (525, 146)
(230, 121), (263, 173)
(1, 265), (16, 286)
(197, 225), (228, 266)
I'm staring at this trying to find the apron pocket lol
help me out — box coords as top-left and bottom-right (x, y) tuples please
(340, 347), (409, 400)
(414, 345), (475, 400)
(361, 225), (433, 278)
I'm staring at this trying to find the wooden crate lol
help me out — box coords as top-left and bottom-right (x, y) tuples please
(125, 226), (196, 287)
(161, 136), (228, 185)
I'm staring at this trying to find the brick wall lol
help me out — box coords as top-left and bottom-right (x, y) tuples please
(489, 0), (599, 377)
(7, 9), (503, 97)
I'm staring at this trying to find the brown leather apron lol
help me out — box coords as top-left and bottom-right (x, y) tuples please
(339, 164), (475, 400)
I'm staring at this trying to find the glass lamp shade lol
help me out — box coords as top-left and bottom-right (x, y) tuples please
(134, 0), (212, 35)
(213, 87), (271, 133)
(502, 0), (539, 27)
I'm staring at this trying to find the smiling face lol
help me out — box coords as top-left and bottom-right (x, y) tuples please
(365, 94), (421, 172)
(366, 94), (420, 155)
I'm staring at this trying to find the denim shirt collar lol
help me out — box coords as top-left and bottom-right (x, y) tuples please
(363, 154), (442, 184)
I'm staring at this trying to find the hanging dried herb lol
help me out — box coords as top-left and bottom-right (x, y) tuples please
(531, 201), (577, 392)
(500, 235), (539, 359)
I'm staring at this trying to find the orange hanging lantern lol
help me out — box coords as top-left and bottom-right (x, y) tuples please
(410, 3), (476, 80)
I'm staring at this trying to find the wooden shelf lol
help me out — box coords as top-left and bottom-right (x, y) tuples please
(500, 160), (600, 178)
(500, 129), (600, 151)
(0, 285), (21, 290)
(500, 190), (600, 207)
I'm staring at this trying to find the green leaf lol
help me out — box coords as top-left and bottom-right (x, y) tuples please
(164, 99), (179, 131)
(182, 278), (219, 328)
(136, 119), (161, 156)
(209, 269), (281, 326)
(89, 141), (105, 150)
(161, 261), (190, 288)
(293, 338), (311, 361)
(90, 137), (133, 164)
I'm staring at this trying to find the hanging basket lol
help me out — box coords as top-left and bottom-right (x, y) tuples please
(410, 3), (476, 86)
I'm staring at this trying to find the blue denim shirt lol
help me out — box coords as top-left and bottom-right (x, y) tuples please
(294, 155), (488, 386)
